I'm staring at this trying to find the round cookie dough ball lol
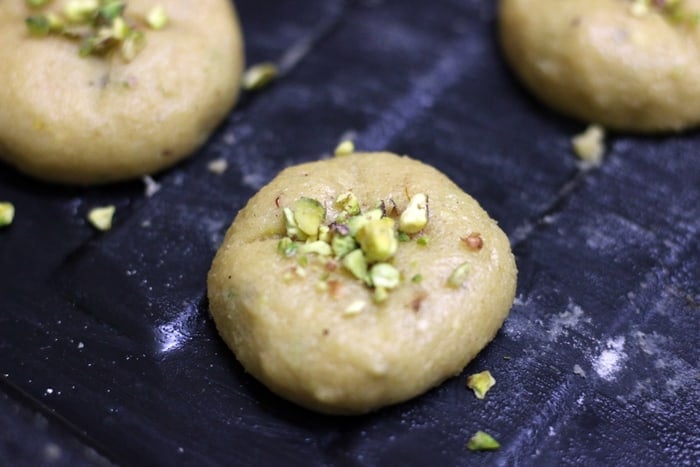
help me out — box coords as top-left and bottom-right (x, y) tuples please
(499, 0), (700, 132)
(208, 152), (517, 415)
(0, 0), (244, 184)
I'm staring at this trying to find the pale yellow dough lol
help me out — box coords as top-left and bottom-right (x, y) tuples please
(207, 153), (517, 415)
(0, 0), (243, 184)
(499, 0), (700, 132)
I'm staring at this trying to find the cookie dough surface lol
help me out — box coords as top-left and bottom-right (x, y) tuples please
(499, 0), (700, 132)
(207, 152), (517, 415)
(0, 0), (243, 184)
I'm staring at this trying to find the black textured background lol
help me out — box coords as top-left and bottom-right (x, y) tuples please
(1, 0), (699, 465)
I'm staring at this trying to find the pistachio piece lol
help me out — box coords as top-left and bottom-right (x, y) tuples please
(467, 431), (500, 451)
(355, 217), (398, 262)
(293, 197), (326, 238)
(283, 207), (305, 240)
(466, 370), (496, 400)
(317, 225), (331, 243)
(398, 231), (410, 242)
(399, 193), (428, 234)
(242, 62), (278, 91)
(447, 262), (469, 288)
(331, 234), (356, 258)
(64, 0), (99, 23)
(0, 202), (15, 228)
(342, 249), (370, 285)
(373, 286), (388, 303)
(411, 274), (423, 284)
(26, 0), (52, 8)
(334, 192), (360, 216)
(98, 1), (125, 21)
(111, 16), (129, 40)
(146, 5), (168, 30)
(346, 208), (383, 237)
(416, 236), (429, 246)
(87, 205), (115, 231)
(277, 237), (298, 257)
(298, 240), (332, 256)
(369, 263), (400, 289)
(121, 30), (145, 62)
(25, 15), (51, 36)
(572, 124), (605, 166)
(334, 140), (355, 157)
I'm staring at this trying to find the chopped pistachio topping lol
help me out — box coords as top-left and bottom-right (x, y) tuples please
(331, 235), (356, 258)
(146, 5), (168, 30)
(467, 431), (500, 451)
(0, 202), (15, 228)
(26, 15), (52, 35)
(242, 62), (279, 91)
(334, 192), (360, 216)
(347, 208), (383, 237)
(572, 124), (605, 166)
(369, 263), (400, 289)
(356, 218), (398, 262)
(398, 231), (410, 242)
(27, 0), (52, 7)
(277, 237), (298, 257)
(342, 249), (370, 285)
(298, 240), (332, 256)
(416, 236), (429, 246)
(399, 193), (428, 234)
(87, 205), (115, 231)
(466, 370), (496, 400)
(293, 197), (326, 238)
(334, 140), (355, 157)
(373, 286), (389, 303)
(447, 262), (469, 288)
(278, 190), (435, 308)
(411, 274), (423, 284)
(24, 0), (165, 60)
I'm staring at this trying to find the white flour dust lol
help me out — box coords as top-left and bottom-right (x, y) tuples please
(593, 336), (627, 381)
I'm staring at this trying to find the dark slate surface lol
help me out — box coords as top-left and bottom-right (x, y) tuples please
(1, 0), (699, 465)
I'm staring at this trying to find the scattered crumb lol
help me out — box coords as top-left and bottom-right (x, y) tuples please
(87, 206), (115, 231)
(467, 370), (496, 399)
(573, 364), (586, 378)
(142, 175), (161, 197)
(334, 140), (355, 157)
(242, 62), (278, 91)
(467, 431), (500, 451)
(207, 158), (229, 174)
(572, 124), (605, 167)
(0, 202), (15, 227)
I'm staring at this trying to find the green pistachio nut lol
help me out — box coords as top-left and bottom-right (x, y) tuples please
(65, 0), (99, 23)
(467, 431), (500, 451)
(369, 263), (400, 289)
(298, 240), (332, 256)
(0, 202), (15, 228)
(277, 237), (298, 257)
(347, 208), (383, 237)
(342, 249), (370, 285)
(293, 197), (326, 238)
(331, 235), (356, 258)
(283, 207), (305, 240)
(447, 262), (469, 288)
(399, 193), (428, 234)
(355, 217), (398, 263)
(334, 192), (360, 216)
(146, 5), (168, 30)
